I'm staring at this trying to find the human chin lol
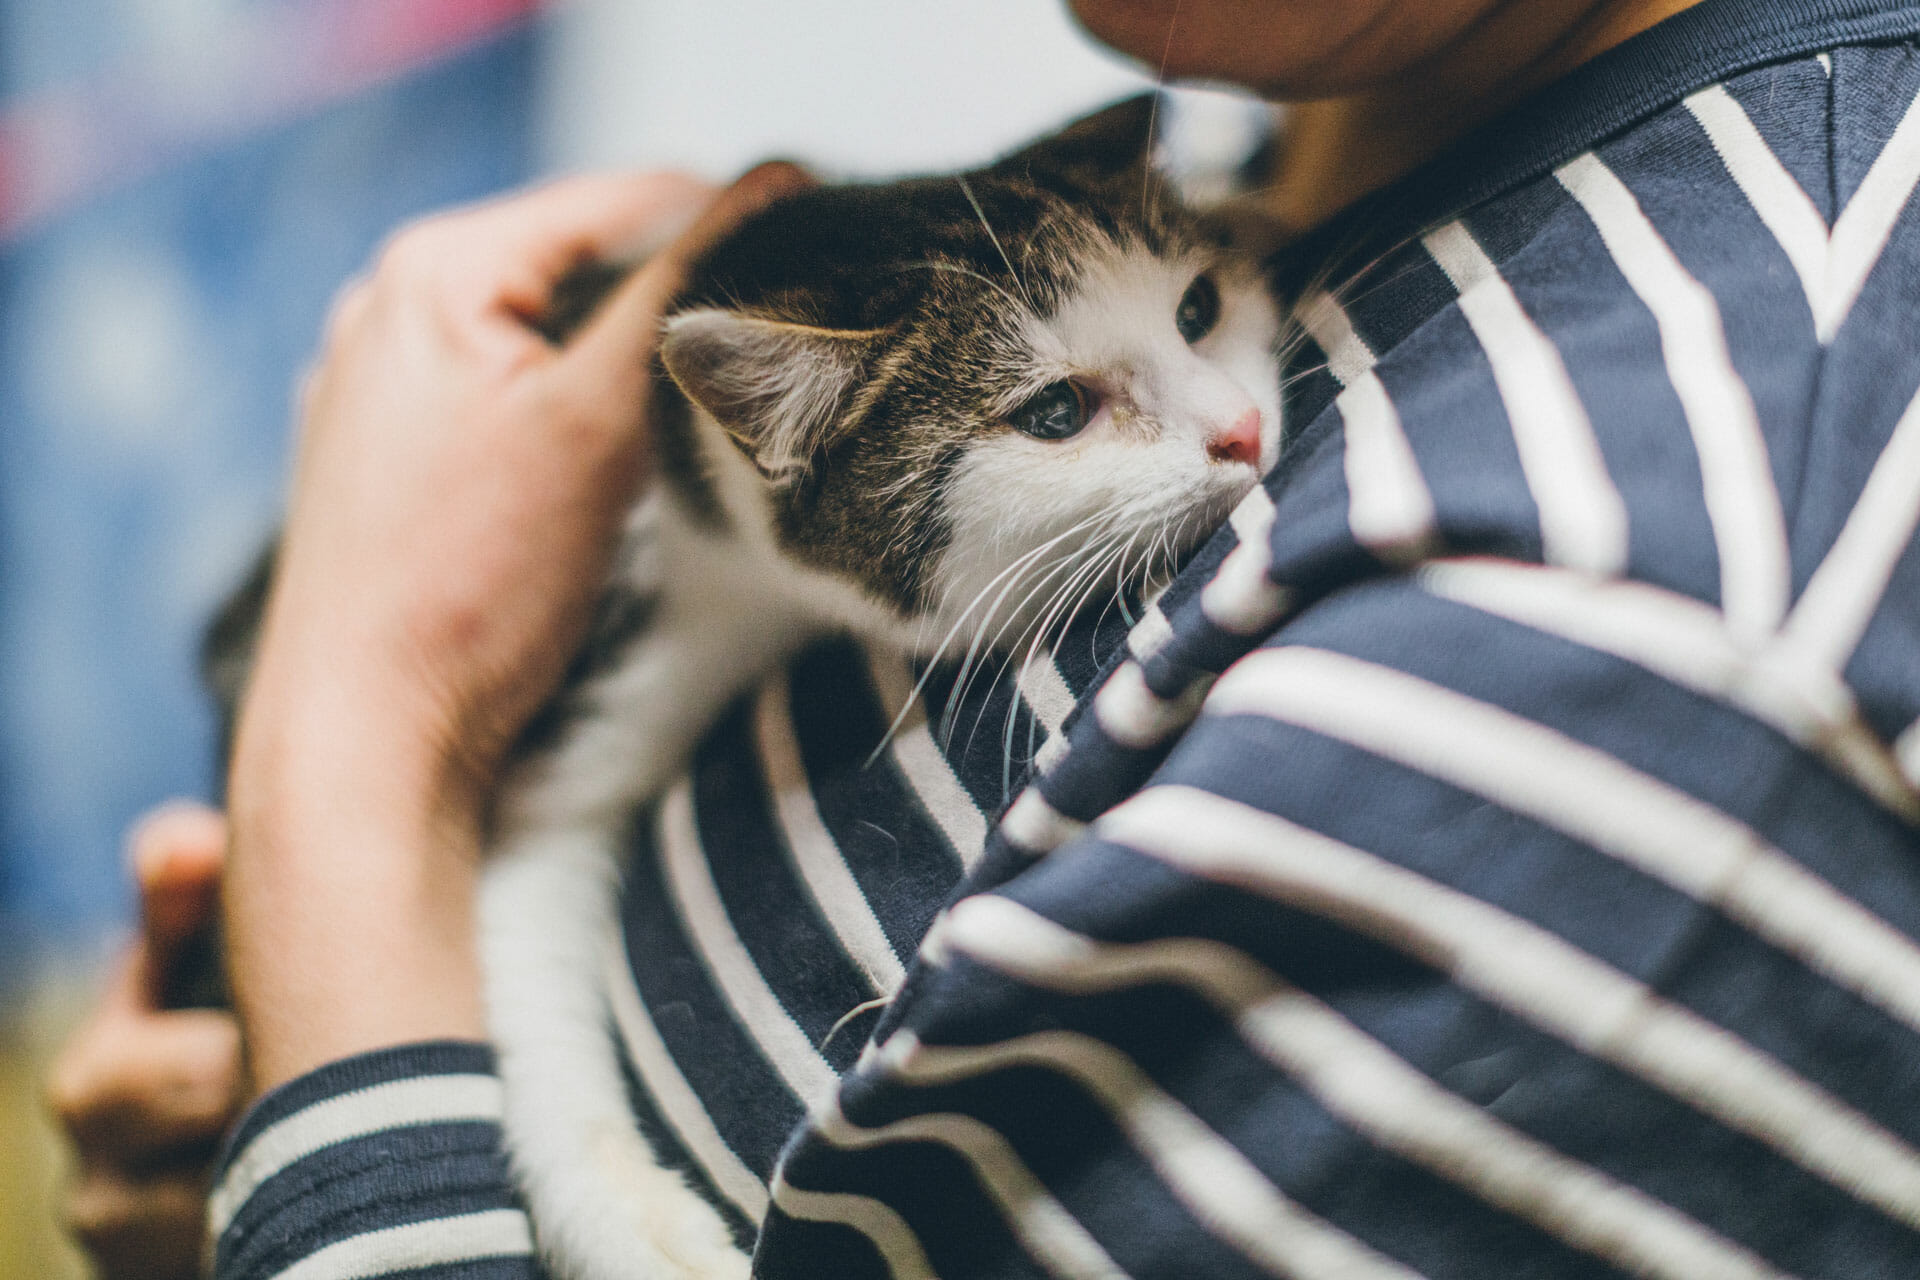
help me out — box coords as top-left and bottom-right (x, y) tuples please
(1063, 0), (1501, 98)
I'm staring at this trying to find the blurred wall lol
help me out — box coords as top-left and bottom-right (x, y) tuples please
(540, 0), (1147, 178)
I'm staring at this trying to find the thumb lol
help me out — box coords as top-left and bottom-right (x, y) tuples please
(567, 161), (816, 397)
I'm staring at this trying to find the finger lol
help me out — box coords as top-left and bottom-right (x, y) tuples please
(49, 1009), (243, 1164)
(568, 162), (816, 389)
(450, 172), (717, 318)
(125, 803), (227, 1006)
(64, 1168), (211, 1280)
(129, 802), (226, 953)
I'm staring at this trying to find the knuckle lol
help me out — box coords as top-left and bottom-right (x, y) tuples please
(375, 215), (458, 283)
(62, 1180), (124, 1244)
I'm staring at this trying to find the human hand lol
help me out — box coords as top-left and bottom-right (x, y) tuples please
(225, 165), (812, 1094)
(47, 802), (241, 1280)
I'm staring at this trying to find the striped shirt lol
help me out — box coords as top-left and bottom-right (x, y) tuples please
(211, 3), (1920, 1276)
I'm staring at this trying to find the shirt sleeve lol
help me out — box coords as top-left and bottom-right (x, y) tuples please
(210, 1040), (547, 1280)
(752, 563), (1920, 1279)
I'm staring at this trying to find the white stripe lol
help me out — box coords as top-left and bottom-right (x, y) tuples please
(1817, 52), (1833, 77)
(659, 779), (841, 1104)
(813, 1096), (1130, 1280)
(876, 1028), (1423, 1280)
(602, 935), (772, 1223)
(864, 644), (988, 869)
(1296, 290), (1438, 561)
(1202, 488), (1289, 635)
(1207, 648), (1920, 1037)
(1105, 786), (1920, 1228)
(1424, 220), (1629, 574)
(1016, 651), (1077, 738)
(211, 1075), (503, 1234)
(1419, 558), (1919, 820)
(1338, 377), (1439, 561)
(1685, 85), (1830, 326)
(1016, 650), (1077, 775)
(1000, 787), (1086, 853)
(755, 675), (908, 995)
(1093, 661), (1211, 750)
(268, 1208), (532, 1280)
(1126, 600), (1174, 664)
(1900, 717), (1920, 789)
(1557, 151), (1790, 641)
(933, 908), (1784, 1280)
(1294, 288), (1377, 388)
(1823, 83), (1920, 341)
(770, 1175), (938, 1280)
(1228, 483), (1277, 544)
(1776, 385), (1920, 672)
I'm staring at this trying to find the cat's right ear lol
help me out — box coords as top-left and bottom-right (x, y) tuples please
(993, 93), (1159, 181)
(660, 310), (878, 476)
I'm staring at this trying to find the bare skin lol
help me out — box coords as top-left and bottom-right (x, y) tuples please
(51, 1), (1709, 1271)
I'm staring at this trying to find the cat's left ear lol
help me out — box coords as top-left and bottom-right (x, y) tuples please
(993, 93), (1159, 181)
(661, 310), (879, 475)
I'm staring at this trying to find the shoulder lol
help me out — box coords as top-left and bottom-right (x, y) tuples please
(1270, 41), (1920, 624)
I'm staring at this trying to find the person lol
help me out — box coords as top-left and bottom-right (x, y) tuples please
(53, 0), (1920, 1274)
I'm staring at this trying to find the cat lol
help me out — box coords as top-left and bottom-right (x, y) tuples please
(203, 94), (1284, 1279)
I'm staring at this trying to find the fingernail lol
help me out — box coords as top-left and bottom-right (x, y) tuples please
(128, 801), (225, 881)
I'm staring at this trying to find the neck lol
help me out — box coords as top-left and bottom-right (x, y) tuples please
(1259, 0), (1705, 233)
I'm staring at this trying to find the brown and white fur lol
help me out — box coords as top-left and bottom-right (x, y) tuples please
(212, 96), (1283, 1280)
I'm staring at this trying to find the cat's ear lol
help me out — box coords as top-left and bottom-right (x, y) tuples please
(994, 93), (1159, 181)
(660, 310), (878, 475)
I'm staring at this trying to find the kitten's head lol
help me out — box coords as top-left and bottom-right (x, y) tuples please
(662, 96), (1281, 654)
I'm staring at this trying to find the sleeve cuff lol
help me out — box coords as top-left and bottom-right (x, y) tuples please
(210, 1040), (540, 1279)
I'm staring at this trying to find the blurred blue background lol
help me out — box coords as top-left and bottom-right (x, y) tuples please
(0, 0), (544, 1002)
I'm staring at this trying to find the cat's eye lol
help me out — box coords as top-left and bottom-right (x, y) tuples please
(1176, 274), (1220, 344)
(1009, 380), (1091, 441)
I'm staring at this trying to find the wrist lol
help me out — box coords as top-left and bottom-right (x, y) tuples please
(224, 656), (491, 1096)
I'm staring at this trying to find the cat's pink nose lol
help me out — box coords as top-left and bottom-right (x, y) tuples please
(1207, 409), (1262, 465)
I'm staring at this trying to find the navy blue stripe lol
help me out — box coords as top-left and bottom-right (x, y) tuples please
(1163, 604), (1920, 1145)
(216, 1041), (495, 1176)
(379, 1260), (545, 1280)
(1831, 42), (1920, 208)
(1722, 55), (1838, 220)
(1849, 547), (1920, 746)
(771, 1136), (1058, 1280)
(619, 791), (806, 1178)
(220, 1128), (523, 1280)
(752, 1205), (906, 1280)
(1306, 587), (1920, 945)
(866, 954), (1633, 1280)
(1461, 177), (1729, 607)
(917, 653), (1045, 814)
(1375, 305), (1548, 564)
(997, 841), (1920, 1273)
(789, 639), (963, 955)
(612, 1024), (759, 1252)
(692, 697), (878, 1065)
(1278, 331), (1343, 448)
(1270, 0), (1920, 294)
(1602, 106), (1824, 508)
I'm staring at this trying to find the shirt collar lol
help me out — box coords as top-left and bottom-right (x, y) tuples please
(1270, 0), (1920, 293)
